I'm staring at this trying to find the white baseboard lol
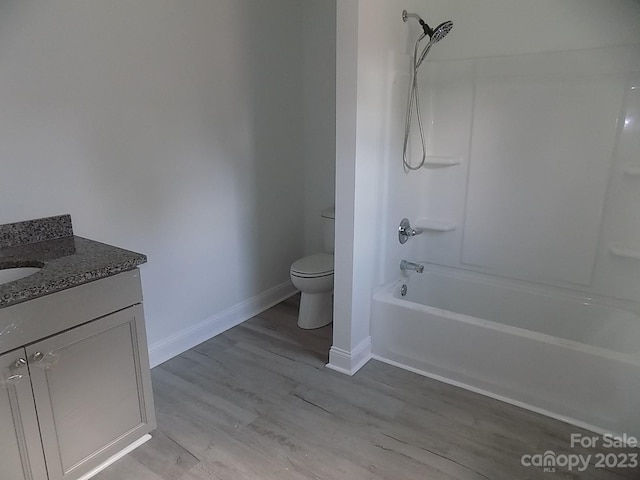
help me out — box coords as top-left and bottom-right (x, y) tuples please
(326, 336), (372, 376)
(148, 281), (297, 368)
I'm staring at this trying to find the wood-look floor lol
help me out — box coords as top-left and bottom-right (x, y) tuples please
(95, 295), (638, 480)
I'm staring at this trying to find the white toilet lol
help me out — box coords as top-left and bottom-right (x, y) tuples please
(290, 206), (335, 329)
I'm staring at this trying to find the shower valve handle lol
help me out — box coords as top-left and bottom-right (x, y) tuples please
(399, 218), (424, 244)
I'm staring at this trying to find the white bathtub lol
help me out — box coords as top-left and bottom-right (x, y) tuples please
(371, 265), (640, 437)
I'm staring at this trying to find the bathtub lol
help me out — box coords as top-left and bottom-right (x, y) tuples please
(371, 265), (640, 438)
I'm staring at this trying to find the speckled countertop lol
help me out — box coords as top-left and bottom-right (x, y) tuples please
(0, 215), (147, 308)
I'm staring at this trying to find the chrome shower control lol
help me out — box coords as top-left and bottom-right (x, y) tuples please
(399, 218), (424, 244)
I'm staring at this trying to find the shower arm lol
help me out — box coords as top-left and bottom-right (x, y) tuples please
(402, 10), (422, 23)
(402, 10), (435, 40)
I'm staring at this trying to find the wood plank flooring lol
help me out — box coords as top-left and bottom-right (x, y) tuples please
(95, 295), (638, 480)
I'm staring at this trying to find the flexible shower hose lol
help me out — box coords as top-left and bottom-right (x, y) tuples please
(402, 37), (433, 172)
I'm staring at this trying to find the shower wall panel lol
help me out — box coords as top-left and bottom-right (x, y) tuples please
(463, 58), (624, 285)
(412, 46), (640, 300)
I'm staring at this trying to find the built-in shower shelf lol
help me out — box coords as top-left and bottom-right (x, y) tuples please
(609, 244), (640, 260)
(622, 164), (640, 176)
(416, 219), (458, 232)
(423, 156), (462, 168)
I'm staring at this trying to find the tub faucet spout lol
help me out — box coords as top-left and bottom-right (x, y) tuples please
(400, 260), (424, 273)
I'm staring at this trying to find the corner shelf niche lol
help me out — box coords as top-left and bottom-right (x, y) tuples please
(609, 244), (640, 260)
(423, 155), (462, 168)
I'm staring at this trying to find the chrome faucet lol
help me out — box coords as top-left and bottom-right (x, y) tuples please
(400, 260), (424, 273)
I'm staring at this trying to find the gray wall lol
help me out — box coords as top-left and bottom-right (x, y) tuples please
(0, 0), (336, 362)
(303, 1), (337, 255)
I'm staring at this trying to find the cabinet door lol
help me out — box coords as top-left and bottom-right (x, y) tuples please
(0, 348), (48, 480)
(27, 305), (156, 480)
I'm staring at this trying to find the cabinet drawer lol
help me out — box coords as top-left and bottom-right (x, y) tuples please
(0, 269), (143, 356)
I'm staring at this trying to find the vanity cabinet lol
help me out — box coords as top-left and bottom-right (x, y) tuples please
(0, 270), (155, 480)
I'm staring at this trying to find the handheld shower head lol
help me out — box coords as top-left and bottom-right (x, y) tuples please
(402, 10), (453, 44)
(401, 10), (454, 172)
(425, 20), (453, 43)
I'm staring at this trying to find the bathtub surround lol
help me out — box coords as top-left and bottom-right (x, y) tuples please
(362, 0), (640, 294)
(0, 1), (336, 366)
(411, 46), (640, 296)
(333, 0), (640, 438)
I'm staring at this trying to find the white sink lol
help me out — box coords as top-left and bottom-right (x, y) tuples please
(0, 267), (41, 285)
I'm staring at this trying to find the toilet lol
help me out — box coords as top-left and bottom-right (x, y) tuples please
(290, 206), (335, 329)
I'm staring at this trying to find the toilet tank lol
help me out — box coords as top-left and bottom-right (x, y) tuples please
(321, 206), (335, 254)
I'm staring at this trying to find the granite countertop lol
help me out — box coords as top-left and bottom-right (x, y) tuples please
(0, 215), (147, 308)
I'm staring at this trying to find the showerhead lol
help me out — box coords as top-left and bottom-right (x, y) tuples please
(424, 20), (453, 43)
(402, 10), (453, 43)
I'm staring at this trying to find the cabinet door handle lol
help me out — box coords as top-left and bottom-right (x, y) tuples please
(4, 374), (24, 385)
(13, 358), (27, 369)
(2, 359), (27, 386)
(31, 352), (44, 363)
(29, 351), (59, 369)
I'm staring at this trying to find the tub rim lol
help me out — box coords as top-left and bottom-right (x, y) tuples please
(373, 268), (640, 366)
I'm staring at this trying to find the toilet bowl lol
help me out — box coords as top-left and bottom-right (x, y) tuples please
(290, 253), (334, 329)
(290, 206), (335, 329)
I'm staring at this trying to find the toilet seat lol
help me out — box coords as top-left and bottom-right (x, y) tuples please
(290, 253), (334, 278)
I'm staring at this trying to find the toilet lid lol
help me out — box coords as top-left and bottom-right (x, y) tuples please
(291, 253), (334, 278)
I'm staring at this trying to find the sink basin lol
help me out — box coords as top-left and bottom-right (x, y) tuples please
(0, 267), (41, 285)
